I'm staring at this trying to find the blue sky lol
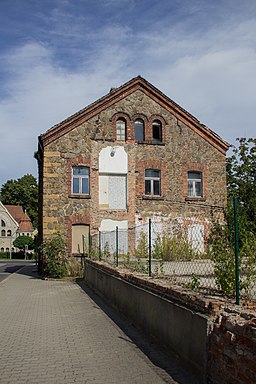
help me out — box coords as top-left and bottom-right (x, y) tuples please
(0, 0), (256, 185)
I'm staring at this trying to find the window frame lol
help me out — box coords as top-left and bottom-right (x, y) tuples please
(134, 119), (145, 141)
(116, 119), (126, 141)
(187, 171), (203, 197)
(72, 166), (90, 196)
(152, 120), (162, 142)
(145, 169), (161, 197)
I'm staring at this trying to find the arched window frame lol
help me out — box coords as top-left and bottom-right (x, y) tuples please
(134, 119), (144, 141)
(152, 120), (162, 142)
(149, 115), (165, 144)
(116, 118), (126, 141)
(112, 112), (131, 142)
(1, 230), (6, 237)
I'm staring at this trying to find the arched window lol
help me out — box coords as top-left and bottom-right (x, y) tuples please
(134, 119), (145, 141)
(116, 119), (126, 141)
(7, 230), (11, 236)
(152, 120), (162, 142)
(6, 248), (9, 252)
(1, 230), (6, 237)
(1, 220), (6, 227)
(0, 247), (4, 253)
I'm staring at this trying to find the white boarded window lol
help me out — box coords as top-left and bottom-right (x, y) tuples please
(99, 175), (127, 210)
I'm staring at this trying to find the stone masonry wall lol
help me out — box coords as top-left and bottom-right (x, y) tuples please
(41, 89), (227, 254)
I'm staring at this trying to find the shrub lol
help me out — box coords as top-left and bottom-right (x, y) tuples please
(152, 231), (197, 261)
(40, 233), (67, 278)
(207, 222), (235, 297)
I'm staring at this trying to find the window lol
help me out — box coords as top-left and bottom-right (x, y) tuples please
(1, 220), (5, 227)
(116, 119), (126, 141)
(72, 167), (89, 195)
(1, 247), (4, 253)
(135, 119), (145, 141)
(1, 230), (6, 237)
(152, 120), (162, 142)
(7, 230), (11, 237)
(145, 169), (161, 196)
(188, 171), (202, 197)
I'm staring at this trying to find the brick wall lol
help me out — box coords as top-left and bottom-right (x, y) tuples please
(208, 309), (256, 384)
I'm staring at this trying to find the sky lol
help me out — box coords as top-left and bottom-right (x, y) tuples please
(0, 0), (255, 186)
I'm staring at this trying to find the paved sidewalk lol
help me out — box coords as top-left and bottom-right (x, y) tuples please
(0, 265), (197, 384)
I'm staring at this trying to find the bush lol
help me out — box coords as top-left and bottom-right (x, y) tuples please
(152, 231), (197, 261)
(207, 222), (235, 297)
(40, 233), (67, 278)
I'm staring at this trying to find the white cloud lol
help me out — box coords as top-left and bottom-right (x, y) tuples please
(0, 2), (255, 185)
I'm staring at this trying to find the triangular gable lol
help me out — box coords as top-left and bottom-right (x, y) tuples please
(0, 202), (19, 228)
(39, 76), (229, 154)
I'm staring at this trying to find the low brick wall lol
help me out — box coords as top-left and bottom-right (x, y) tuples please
(84, 259), (256, 384)
(208, 309), (256, 384)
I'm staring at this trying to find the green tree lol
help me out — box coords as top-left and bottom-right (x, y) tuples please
(13, 235), (34, 251)
(226, 138), (256, 240)
(0, 174), (38, 228)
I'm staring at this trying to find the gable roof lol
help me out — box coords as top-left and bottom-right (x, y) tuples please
(4, 205), (34, 232)
(0, 202), (19, 228)
(39, 76), (229, 154)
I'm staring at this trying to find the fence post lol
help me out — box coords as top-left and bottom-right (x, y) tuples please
(115, 226), (119, 267)
(234, 196), (240, 305)
(98, 231), (101, 260)
(149, 219), (152, 277)
(88, 232), (91, 258)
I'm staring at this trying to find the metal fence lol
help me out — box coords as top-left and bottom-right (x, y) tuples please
(85, 211), (256, 302)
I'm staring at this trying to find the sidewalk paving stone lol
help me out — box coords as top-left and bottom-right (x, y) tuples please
(0, 265), (198, 384)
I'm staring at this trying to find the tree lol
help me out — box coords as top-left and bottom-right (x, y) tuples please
(0, 174), (38, 228)
(226, 138), (256, 241)
(13, 235), (34, 251)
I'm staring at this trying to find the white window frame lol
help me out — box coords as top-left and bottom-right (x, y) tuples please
(72, 167), (90, 195)
(116, 119), (126, 141)
(145, 169), (161, 196)
(187, 171), (202, 197)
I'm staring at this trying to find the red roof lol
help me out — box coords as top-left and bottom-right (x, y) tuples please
(5, 205), (34, 232)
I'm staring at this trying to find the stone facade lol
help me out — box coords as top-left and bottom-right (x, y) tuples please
(38, 76), (229, 260)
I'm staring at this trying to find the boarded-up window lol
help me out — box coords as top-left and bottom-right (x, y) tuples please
(72, 225), (89, 254)
(99, 175), (127, 210)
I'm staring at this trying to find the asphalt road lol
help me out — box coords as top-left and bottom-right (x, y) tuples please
(0, 260), (35, 283)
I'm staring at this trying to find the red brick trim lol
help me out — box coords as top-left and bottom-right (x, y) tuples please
(136, 160), (167, 198)
(66, 158), (91, 196)
(148, 115), (166, 143)
(40, 76), (229, 154)
(65, 214), (91, 256)
(131, 113), (148, 141)
(182, 163), (208, 199)
(111, 112), (131, 141)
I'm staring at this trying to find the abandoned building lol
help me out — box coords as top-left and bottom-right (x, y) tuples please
(37, 76), (229, 260)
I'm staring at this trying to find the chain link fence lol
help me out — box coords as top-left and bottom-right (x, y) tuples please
(85, 211), (256, 301)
